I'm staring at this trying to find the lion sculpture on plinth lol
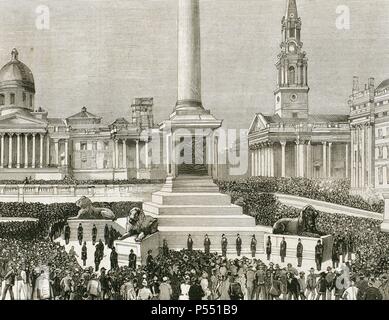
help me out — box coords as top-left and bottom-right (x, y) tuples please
(272, 205), (320, 236)
(68, 196), (116, 220)
(120, 207), (158, 242)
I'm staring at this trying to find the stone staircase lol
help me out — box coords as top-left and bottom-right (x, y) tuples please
(142, 175), (272, 256)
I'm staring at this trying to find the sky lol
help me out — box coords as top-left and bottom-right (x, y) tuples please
(0, 0), (388, 129)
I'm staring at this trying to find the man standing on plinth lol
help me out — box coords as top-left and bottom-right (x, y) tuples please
(64, 223), (70, 245)
(81, 242), (87, 267)
(77, 223), (83, 246)
(266, 236), (272, 261)
(251, 235), (257, 258)
(296, 238), (303, 268)
(104, 224), (109, 246)
(187, 234), (193, 252)
(315, 240), (324, 271)
(204, 234), (211, 255)
(236, 234), (242, 257)
(128, 249), (137, 270)
(110, 246), (118, 270)
(280, 237), (287, 263)
(92, 224), (97, 245)
(221, 234), (228, 257)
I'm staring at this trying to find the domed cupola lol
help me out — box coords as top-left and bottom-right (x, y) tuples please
(0, 48), (35, 116)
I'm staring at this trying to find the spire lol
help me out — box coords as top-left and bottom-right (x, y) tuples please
(11, 48), (19, 61)
(285, 0), (298, 19)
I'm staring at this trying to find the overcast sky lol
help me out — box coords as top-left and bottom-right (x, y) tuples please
(0, 0), (388, 129)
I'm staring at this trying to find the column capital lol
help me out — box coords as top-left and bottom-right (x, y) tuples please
(328, 142), (333, 146)
(31, 133), (37, 137)
(8, 132), (14, 137)
(322, 141), (327, 146)
(280, 140), (287, 147)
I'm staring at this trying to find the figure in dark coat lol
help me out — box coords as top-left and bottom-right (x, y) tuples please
(108, 226), (115, 249)
(221, 234), (228, 257)
(104, 224), (109, 245)
(110, 247), (118, 270)
(94, 248), (101, 272)
(266, 236), (272, 261)
(296, 239), (303, 267)
(187, 235), (193, 251)
(236, 234), (242, 257)
(92, 224), (97, 245)
(315, 240), (324, 271)
(251, 235), (257, 258)
(146, 250), (154, 272)
(64, 223), (71, 245)
(128, 249), (137, 270)
(204, 234), (211, 255)
(280, 237), (287, 263)
(77, 223), (83, 246)
(332, 239), (340, 269)
(81, 242), (87, 267)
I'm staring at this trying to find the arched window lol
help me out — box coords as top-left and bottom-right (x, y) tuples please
(0, 94), (4, 106)
(289, 66), (295, 85)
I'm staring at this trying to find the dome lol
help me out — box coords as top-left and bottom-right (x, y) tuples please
(0, 49), (35, 91)
(376, 79), (389, 92)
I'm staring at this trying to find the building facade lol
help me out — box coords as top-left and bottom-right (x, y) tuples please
(0, 49), (165, 181)
(248, 0), (351, 180)
(349, 77), (389, 192)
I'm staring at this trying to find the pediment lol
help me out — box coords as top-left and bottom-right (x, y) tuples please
(248, 114), (269, 134)
(0, 112), (47, 127)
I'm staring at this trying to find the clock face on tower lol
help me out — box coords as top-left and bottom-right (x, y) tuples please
(289, 43), (295, 53)
(290, 94), (298, 102)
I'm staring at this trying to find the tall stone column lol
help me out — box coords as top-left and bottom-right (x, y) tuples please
(322, 141), (327, 178)
(269, 144), (274, 177)
(281, 141), (286, 177)
(145, 140), (149, 169)
(306, 141), (312, 178)
(257, 148), (261, 176)
(64, 140), (69, 166)
(25, 133), (29, 168)
(264, 145), (268, 177)
(32, 133), (36, 169)
(115, 139), (119, 169)
(345, 143), (349, 179)
(136, 140), (140, 170)
(8, 133), (13, 169)
(351, 129), (355, 186)
(361, 126), (365, 187)
(40, 134), (44, 168)
(46, 135), (50, 167)
(0, 134), (4, 168)
(16, 133), (21, 168)
(260, 145), (265, 176)
(253, 149), (257, 176)
(176, 0), (203, 113)
(54, 140), (59, 167)
(123, 139), (127, 169)
(328, 142), (332, 178)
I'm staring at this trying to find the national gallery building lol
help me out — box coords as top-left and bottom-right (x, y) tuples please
(0, 49), (164, 181)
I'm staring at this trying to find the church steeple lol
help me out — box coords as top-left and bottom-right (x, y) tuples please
(274, 0), (309, 119)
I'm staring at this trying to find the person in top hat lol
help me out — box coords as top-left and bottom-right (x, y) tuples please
(280, 237), (287, 263)
(64, 223), (71, 245)
(110, 246), (118, 270)
(77, 223), (83, 246)
(92, 224), (98, 245)
(296, 238), (303, 268)
(204, 234), (211, 255)
(81, 241), (87, 267)
(187, 235), (193, 251)
(128, 249), (137, 270)
(236, 234), (242, 257)
(221, 234), (228, 257)
(266, 236), (272, 261)
(315, 240), (324, 271)
(250, 235), (257, 258)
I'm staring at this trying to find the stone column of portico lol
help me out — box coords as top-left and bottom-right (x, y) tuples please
(46, 135), (50, 167)
(136, 140), (140, 171)
(263, 144), (268, 177)
(145, 140), (149, 169)
(24, 133), (29, 168)
(306, 141), (312, 178)
(39, 134), (44, 168)
(328, 142), (332, 178)
(260, 145), (265, 176)
(281, 141), (286, 177)
(351, 130), (355, 186)
(361, 126), (365, 188)
(322, 142), (327, 178)
(54, 140), (59, 167)
(252, 149), (257, 176)
(270, 143), (274, 177)
(122, 139), (127, 169)
(0, 134), (4, 168)
(176, 0), (203, 113)
(114, 139), (119, 169)
(367, 124), (373, 187)
(8, 133), (13, 168)
(16, 133), (21, 168)
(64, 140), (69, 167)
(31, 133), (36, 169)
(258, 148), (261, 176)
(345, 143), (349, 179)
(356, 126), (361, 188)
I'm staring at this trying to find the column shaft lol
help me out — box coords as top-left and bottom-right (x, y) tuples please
(16, 134), (21, 168)
(123, 139), (127, 169)
(145, 141), (149, 169)
(40, 134), (44, 168)
(346, 143), (349, 179)
(328, 142), (332, 178)
(25, 134), (29, 168)
(322, 142), (327, 178)
(32, 134), (36, 169)
(8, 134), (13, 168)
(136, 140), (140, 170)
(46, 135), (50, 167)
(0, 134), (4, 168)
(361, 126), (365, 187)
(281, 142), (286, 177)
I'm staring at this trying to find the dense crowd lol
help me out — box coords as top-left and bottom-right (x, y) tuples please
(1, 242), (388, 300)
(217, 177), (384, 213)
(0, 221), (43, 240)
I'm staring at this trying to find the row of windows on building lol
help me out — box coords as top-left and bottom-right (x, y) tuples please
(77, 141), (110, 151)
(0, 92), (33, 107)
(377, 166), (389, 185)
(351, 100), (389, 112)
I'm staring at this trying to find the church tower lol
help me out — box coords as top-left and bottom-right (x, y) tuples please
(274, 0), (309, 118)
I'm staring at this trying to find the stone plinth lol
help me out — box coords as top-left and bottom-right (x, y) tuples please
(115, 232), (160, 266)
(264, 234), (334, 263)
(143, 176), (272, 256)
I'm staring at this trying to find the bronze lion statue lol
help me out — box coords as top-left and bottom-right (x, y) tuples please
(272, 205), (320, 236)
(120, 207), (158, 242)
(68, 196), (116, 220)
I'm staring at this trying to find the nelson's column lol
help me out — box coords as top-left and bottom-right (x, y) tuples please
(140, 0), (270, 255)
